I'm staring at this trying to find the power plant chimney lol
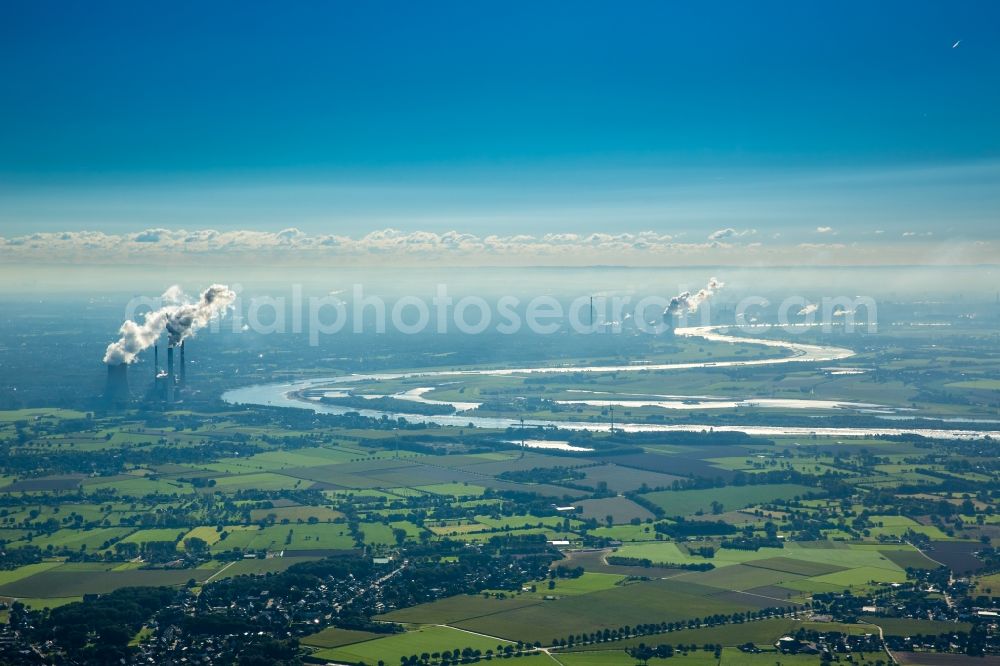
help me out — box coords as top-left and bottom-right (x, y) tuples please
(105, 363), (130, 406)
(166, 345), (175, 402)
(152, 344), (170, 402)
(179, 341), (186, 387)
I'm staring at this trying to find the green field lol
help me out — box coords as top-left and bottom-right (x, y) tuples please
(0, 566), (218, 598)
(86, 476), (192, 496)
(312, 625), (513, 664)
(642, 484), (819, 517)
(606, 541), (909, 595)
(209, 472), (310, 491)
(248, 504), (344, 522)
(11, 526), (135, 552)
(415, 482), (488, 497)
(575, 496), (656, 524)
(0, 561), (64, 585)
(551, 647), (845, 665)
(945, 379), (1000, 390)
(210, 523), (356, 552)
(861, 616), (972, 637)
(553, 652), (691, 666)
(381, 594), (544, 625)
(453, 578), (774, 645)
(301, 627), (384, 649)
(533, 573), (625, 597)
(209, 555), (322, 579)
(568, 618), (799, 652)
(121, 528), (187, 544)
(677, 563), (801, 592)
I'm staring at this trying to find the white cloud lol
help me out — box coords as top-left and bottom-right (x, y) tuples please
(275, 227), (305, 242)
(816, 226), (834, 234)
(708, 228), (756, 242)
(708, 228), (736, 241)
(0, 228), (687, 262)
(133, 228), (172, 243)
(0, 227), (988, 267)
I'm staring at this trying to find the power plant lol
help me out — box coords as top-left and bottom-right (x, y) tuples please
(152, 341), (186, 403)
(104, 340), (190, 407)
(101, 283), (235, 407)
(661, 278), (724, 335)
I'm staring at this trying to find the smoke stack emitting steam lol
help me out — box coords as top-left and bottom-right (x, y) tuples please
(798, 303), (818, 316)
(103, 284), (236, 365)
(663, 277), (724, 321)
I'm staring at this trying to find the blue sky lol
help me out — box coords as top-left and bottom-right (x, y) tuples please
(1, 1), (998, 265)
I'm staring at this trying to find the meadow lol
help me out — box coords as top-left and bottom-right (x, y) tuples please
(311, 625), (513, 664)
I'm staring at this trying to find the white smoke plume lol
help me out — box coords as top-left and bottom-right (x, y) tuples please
(797, 303), (819, 316)
(663, 277), (725, 320)
(103, 284), (236, 365)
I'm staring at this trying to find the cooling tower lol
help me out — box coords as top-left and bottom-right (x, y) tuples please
(105, 363), (130, 406)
